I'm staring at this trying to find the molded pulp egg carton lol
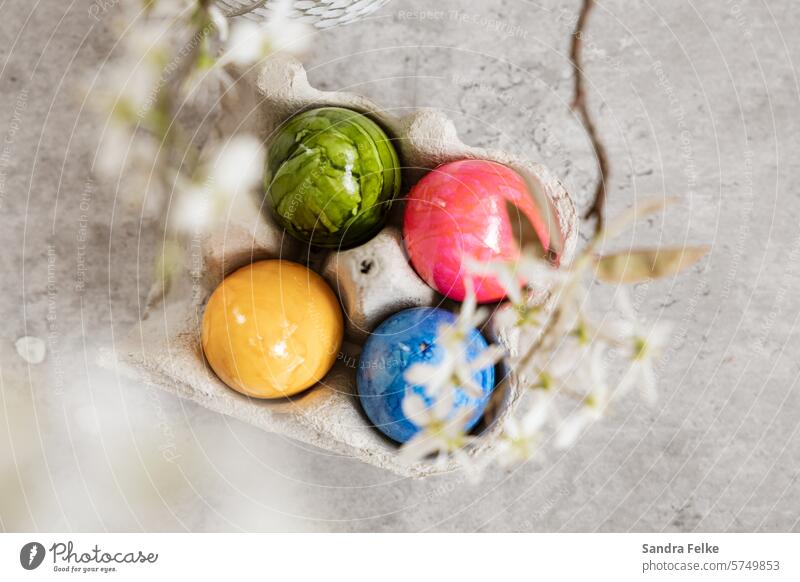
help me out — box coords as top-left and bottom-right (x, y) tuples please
(110, 55), (579, 478)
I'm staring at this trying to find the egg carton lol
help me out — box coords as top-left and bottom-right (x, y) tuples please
(106, 55), (579, 478)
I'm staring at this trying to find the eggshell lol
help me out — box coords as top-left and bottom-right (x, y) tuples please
(404, 159), (551, 302)
(202, 260), (343, 398)
(265, 106), (401, 248)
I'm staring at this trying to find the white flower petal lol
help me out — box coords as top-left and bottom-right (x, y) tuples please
(431, 390), (457, 421)
(211, 134), (265, 196)
(461, 277), (478, 320)
(464, 257), (523, 304)
(224, 21), (266, 66)
(397, 433), (441, 465)
(401, 391), (430, 427)
(468, 344), (505, 372)
(502, 418), (522, 440)
(639, 361), (658, 405)
(647, 321), (673, 353)
(521, 391), (551, 435)
(96, 123), (133, 177)
(451, 447), (480, 480)
(555, 409), (593, 449)
(616, 362), (638, 398)
(457, 375), (485, 400)
(614, 287), (637, 321)
(404, 359), (452, 396)
(517, 254), (566, 290)
(171, 186), (212, 233)
(444, 408), (474, 439)
(207, 5), (229, 42)
(262, 0), (312, 55)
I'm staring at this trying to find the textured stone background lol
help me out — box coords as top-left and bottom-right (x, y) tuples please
(1, 0), (799, 531)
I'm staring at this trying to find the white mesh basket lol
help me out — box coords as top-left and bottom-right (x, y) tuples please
(218, 0), (392, 28)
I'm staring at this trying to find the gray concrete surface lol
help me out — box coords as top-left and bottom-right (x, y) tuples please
(1, 0), (798, 531)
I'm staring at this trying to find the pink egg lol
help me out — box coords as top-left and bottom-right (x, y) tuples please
(403, 160), (552, 303)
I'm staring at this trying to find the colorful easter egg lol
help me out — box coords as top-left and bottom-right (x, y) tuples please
(202, 260), (343, 399)
(357, 307), (495, 443)
(403, 159), (552, 302)
(265, 107), (402, 248)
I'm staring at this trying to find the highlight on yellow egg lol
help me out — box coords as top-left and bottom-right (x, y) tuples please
(201, 260), (344, 399)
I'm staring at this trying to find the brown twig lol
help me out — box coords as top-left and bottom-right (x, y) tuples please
(570, 0), (609, 235)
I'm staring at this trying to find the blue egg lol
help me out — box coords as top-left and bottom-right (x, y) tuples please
(357, 307), (496, 443)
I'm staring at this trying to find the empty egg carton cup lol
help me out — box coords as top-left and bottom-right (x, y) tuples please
(105, 55), (579, 478)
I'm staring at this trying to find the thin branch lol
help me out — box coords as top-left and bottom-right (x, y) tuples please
(570, 0), (610, 236)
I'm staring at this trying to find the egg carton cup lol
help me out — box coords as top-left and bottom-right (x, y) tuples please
(104, 55), (578, 478)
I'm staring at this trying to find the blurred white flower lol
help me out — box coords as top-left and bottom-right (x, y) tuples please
(404, 344), (502, 401)
(207, 4), (229, 42)
(404, 282), (503, 399)
(168, 134), (264, 234)
(522, 343), (580, 394)
(261, 0), (312, 54)
(222, 1), (311, 67)
(465, 252), (567, 305)
(114, 64), (162, 121)
(403, 355), (454, 398)
(609, 289), (672, 405)
(449, 277), (487, 337)
(554, 346), (610, 448)
(95, 123), (133, 177)
(516, 253), (570, 292)
(465, 256), (524, 304)
(95, 124), (162, 180)
(496, 390), (551, 466)
(209, 134), (265, 197)
(122, 21), (171, 62)
(398, 391), (476, 468)
(223, 20), (269, 66)
(401, 389), (452, 430)
(171, 183), (212, 234)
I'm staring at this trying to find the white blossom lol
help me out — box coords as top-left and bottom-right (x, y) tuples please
(465, 252), (568, 305)
(171, 183), (212, 233)
(262, 0), (313, 55)
(404, 282), (504, 399)
(465, 255), (525, 304)
(520, 329), (601, 397)
(608, 289), (672, 405)
(168, 134), (264, 234)
(95, 124), (161, 180)
(221, 1), (311, 67)
(223, 20), (269, 66)
(398, 391), (476, 468)
(207, 4), (229, 42)
(495, 390), (551, 466)
(554, 346), (610, 448)
(209, 134), (266, 197)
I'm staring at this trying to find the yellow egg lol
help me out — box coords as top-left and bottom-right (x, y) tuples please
(202, 260), (343, 399)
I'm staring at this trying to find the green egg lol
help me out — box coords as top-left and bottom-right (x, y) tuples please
(265, 107), (402, 248)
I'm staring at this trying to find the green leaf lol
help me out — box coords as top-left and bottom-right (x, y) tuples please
(594, 246), (709, 284)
